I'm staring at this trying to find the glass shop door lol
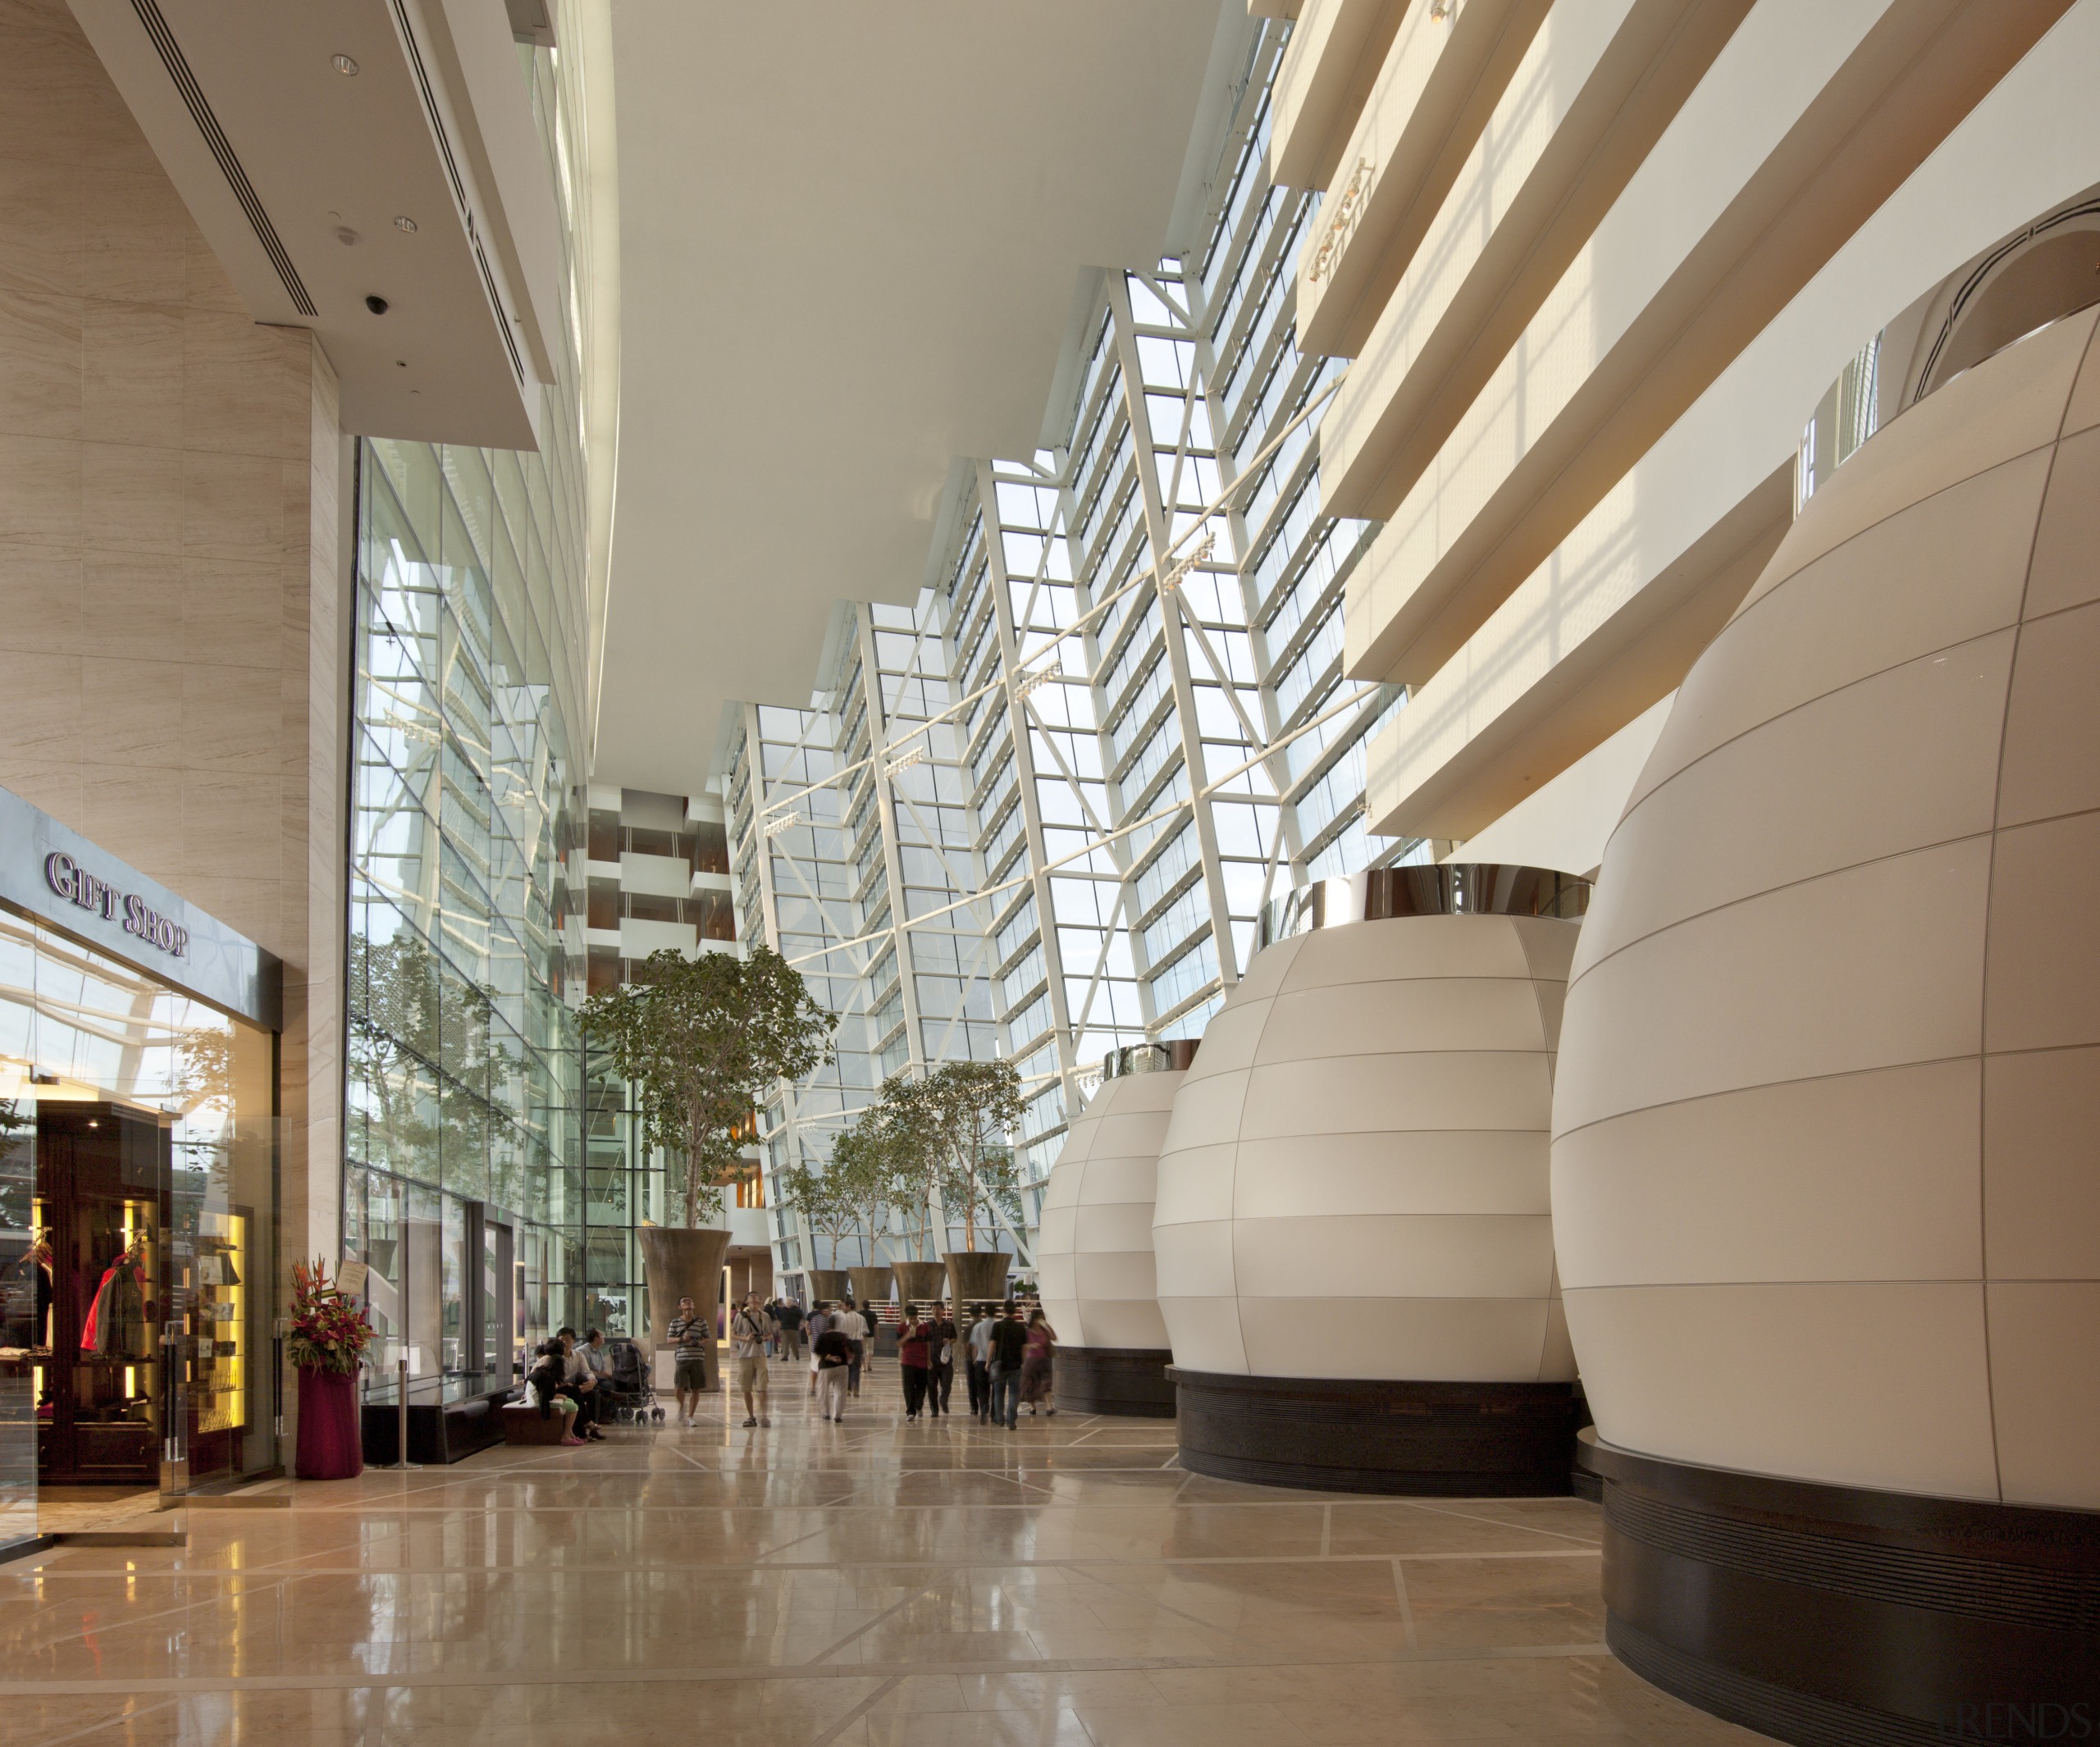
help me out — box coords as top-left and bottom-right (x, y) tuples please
(480, 1215), (516, 1391)
(34, 1103), (169, 1489)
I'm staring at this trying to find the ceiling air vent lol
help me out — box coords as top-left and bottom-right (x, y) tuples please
(127, 0), (317, 317)
(389, 0), (527, 387)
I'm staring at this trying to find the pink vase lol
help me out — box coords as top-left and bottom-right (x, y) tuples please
(295, 1366), (363, 1480)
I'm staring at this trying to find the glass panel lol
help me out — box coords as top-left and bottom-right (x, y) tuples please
(0, 1075), (33, 1551)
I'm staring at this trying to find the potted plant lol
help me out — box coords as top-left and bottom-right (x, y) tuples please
(828, 1115), (897, 1311)
(580, 946), (834, 1370)
(872, 1074), (948, 1307)
(778, 1158), (855, 1305)
(927, 1060), (1025, 1302)
(288, 1257), (372, 1480)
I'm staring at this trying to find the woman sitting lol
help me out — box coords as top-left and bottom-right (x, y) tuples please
(526, 1340), (586, 1446)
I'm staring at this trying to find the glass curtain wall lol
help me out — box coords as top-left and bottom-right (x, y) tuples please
(728, 20), (1415, 1261)
(342, 40), (596, 1405)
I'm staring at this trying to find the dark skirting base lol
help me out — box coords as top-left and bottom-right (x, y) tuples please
(1170, 1369), (1579, 1495)
(1055, 1347), (1175, 1418)
(1579, 1430), (2100, 1747)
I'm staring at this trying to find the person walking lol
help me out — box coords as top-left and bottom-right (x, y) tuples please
(929, 1302), (956, 1417)
(812, 1318), (853, 1423)
(838, 1301), (869, 1398)
(988, 1302), (1028, 1430)
(966, 1304), (997, 1421)
(664, 1294), (711, 1428)
(1020, 1308), (1057, 1416)
(775, 1297), (805, 1362)
(730, 1293), (774, 1428)
(897, 1305), (932, 1421)
(806, 1302), (831, 1396)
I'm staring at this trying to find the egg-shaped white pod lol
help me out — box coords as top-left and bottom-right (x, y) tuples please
(1153, 864), (1587, 1494)
(1554, 306), (2100, 1742)
(1034, 1042), (1194, 1416)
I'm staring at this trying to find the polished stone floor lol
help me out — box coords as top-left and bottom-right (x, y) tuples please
(2, 1358), (1772, 1745)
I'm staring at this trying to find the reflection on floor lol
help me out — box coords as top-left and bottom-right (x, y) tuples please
(2, 1360), (1773, 1745)
(30, 1486), (163, 1536)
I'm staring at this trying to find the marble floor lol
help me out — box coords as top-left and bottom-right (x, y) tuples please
(1, 1358), (1773, 1745)
(28, 1488), (167, 1537)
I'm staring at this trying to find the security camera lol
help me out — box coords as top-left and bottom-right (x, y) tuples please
(365, 294), (389, 314)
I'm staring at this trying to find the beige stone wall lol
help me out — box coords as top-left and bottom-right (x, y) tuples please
(0, 2), (345, 1307)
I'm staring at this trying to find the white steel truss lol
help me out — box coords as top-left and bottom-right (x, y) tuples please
(724, 21), (1420, 1272)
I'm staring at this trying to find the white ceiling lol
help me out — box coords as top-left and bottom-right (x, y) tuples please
(597, 0), (1241, 795)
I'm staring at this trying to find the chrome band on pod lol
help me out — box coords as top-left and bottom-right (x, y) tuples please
(1258, 863), (1590, 952)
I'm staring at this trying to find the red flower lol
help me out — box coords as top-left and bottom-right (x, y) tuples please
(287, 1257), (374, 1375)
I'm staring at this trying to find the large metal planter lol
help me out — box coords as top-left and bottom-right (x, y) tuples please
(806, 1269), (851, 1307)
(943, 1251), (1011, 1307)
(846, 1265), (893, 1310)
(639, 1226), (731, 1392)
(891, 1261), (947, 1308)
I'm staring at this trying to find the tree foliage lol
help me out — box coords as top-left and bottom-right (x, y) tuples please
(871, 1074), (945, 1258)
(824, 1117), (897, 1264)
(578, 946), (835, 1229)
(777, 1159), (855, 1269)
(922, 1061), (1024, 1253)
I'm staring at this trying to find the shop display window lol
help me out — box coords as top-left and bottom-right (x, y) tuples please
(0, 910), (276, 1514)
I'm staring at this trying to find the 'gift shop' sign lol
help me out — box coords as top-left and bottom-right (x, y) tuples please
(44, 852), (189, 958)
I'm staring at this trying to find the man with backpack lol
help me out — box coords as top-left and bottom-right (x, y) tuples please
(730, 1293), (775, 1427)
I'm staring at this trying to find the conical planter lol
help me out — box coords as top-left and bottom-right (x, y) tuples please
(891, 1261), (947, 1308)
(943, 1251), (1011, 1307)
(846, 1265), (892, 1310)
(639, 1226), (731, 1393)
(807, 1268), (851, 1307)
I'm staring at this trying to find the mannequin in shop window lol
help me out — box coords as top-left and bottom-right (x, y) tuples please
(80, 1232), (151, 1359)
(0, 1227), (52, 1352)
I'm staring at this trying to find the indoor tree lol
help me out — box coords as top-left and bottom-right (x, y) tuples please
(873, 1073), (944, 1261)
(578, 945), (835, 1229)
(924, 1059), (1025, 1253)
(777, 1158), (855, 1270)
(825, 1115), (897, 1267)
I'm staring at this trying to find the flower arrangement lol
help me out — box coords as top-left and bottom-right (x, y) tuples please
(286, 1257), (373, 1375)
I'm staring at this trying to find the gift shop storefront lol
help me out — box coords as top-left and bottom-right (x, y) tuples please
(0, 788), (281, 1553)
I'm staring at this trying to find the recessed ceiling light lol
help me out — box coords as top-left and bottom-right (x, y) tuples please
(335, 226), (359, 247)
(394, 215), (418, 234)
(332, 53), (359, 75)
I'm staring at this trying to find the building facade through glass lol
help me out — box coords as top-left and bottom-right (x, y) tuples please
(340, 39), (609, 1404)
(726, 20), (1420, 1280)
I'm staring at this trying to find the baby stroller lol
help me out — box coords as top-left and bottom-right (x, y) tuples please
(603, 1337), (664, 1423)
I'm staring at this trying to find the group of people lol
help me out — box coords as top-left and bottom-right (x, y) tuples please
(523, 1295), (1061, 1441)
(523, 1325), (620, 1444)
(805, 1298), (1057, 1430)
(962, 1303), (1057, 1430)
(664, 1291), (781, 1429)
(806, 1300), (865, 1421)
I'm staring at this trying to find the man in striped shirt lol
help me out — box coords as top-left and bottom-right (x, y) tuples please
(664, 1296), (711, 1428)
